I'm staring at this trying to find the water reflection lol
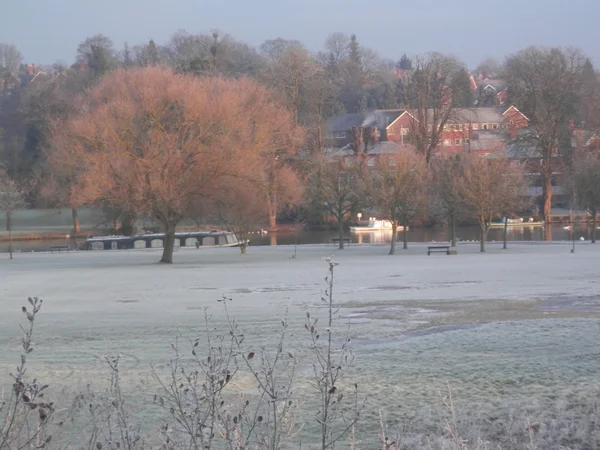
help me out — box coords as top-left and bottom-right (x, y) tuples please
(2, 224), (598, 253)
(248, 224), (595, 247)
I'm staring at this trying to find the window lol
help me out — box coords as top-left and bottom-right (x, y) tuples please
(483, 124), (488, 130)
(472, 124), (479, 130)
(443, 140), (451, 146)
(493, 124), (498, 129)
(334, 131), (347, 139)
(465, 138), (471, 144)
(455, 139), (462, 145)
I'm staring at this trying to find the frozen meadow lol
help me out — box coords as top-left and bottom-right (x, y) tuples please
(1, 242), (600, 447)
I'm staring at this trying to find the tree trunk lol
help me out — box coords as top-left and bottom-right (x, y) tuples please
(593, 212), (597, 244)
(113, 217), (120, 233)
(268, 190), (278, 231)
(389, 222), (397, 255)
(338, 219), (344, 250)
(121, 214), (135, 236)
(160, 224), (176, 264)
(239, 231), (248, 254)
(479, 224), (486, 253)
(542, 174), (552, 223)
(270, 234), (277, 246)
(450, 213), (456, 247)
(402, 221), (408, 250)
(72, 208), (81, 233)
(503, 218), (508, 250)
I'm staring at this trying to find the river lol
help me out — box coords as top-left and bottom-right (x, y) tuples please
(1, 224), (596, 253)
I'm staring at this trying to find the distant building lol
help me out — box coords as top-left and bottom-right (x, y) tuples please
(324, 106), (529, 158)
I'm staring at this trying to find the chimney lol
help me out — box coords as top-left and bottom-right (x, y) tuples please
(27, 64), (34, 75)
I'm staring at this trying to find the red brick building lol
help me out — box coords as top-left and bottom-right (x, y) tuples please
(325, 106), (530, 158)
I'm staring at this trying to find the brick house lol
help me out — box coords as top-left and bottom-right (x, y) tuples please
(325, 106), (529, 158)
(325, 109), (414, 153)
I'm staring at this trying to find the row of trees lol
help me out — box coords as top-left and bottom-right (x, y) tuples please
(312, 151), (528, 254)
(1, 34), (600, 262)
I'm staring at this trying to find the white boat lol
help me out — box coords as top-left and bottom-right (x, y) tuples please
(489, 217), (544, 228)
(350, 219), (407, 232)
(489, 221), (544, 228)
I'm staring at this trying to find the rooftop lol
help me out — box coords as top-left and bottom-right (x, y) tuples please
(326, 110), (404, 132)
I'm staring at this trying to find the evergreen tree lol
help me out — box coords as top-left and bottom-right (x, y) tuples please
(147, 39), (160, 65)
(397, 53), (413, 71)
(122, 42), (133, 67)
(452, 69), (475, 107)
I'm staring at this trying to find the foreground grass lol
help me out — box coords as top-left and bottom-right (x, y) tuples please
(2, 247), (600, 449)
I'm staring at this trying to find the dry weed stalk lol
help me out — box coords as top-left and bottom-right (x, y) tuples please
(306, 257), (361, 449)
(0, 297), (53, 450)
(152, 301), (300, 450)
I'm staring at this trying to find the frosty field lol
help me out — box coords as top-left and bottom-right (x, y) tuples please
(1, 242), (600, 447)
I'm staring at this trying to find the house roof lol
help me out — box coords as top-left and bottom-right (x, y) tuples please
(502, 105), (529, 122)
(506, 141), (541, 159)
(326, 110), (404, 132)
(446, 108), (506, 124)
(328, 106), (521, 133)
(324, 141), (414, 157)
(469, 131), (507, 152)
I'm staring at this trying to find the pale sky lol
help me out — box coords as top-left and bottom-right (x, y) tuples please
(1, 0), (599, 68)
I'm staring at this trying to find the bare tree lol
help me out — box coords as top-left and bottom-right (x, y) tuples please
(458, 156), (527, 252)
(132, 39), (163, 67)
(307, 154), (364, 249)
(0, 43), (23, 75)
(401, 53), (468, 164)
(368, 151), (428, 254)
(430, 156), (465, 247)
(260, 40), (319, 125)
(49, 67), (302, 263)
(324, 32), (351, 64)
(475, 58), (503, 76)
(505, 46), (587, 222)
(0, 168), (25, 259)
(566, 152), (600, 243)
(75, 34), (116, 63)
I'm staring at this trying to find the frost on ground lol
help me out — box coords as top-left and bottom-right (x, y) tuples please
(1, 242), (600, 447)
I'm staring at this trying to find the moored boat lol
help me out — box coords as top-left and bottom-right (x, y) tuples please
(350, 218), (407, 232)
(83, 230), (244, 250)
(489, 218), (544, 228)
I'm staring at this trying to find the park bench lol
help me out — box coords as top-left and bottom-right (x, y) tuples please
(332, 237), (351, 246)
(49, 245), (70, 253)
(427, 245), (450, 255)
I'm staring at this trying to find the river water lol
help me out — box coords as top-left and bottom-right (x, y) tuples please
(1, 224), (596, 253)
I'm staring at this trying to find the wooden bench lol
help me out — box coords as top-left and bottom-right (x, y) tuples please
(427, 245), (450, 255)
(49, 245), (70, 253)
(332, 237), (351, 246)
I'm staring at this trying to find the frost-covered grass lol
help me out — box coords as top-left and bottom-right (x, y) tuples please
(1, 242), (600, 448)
